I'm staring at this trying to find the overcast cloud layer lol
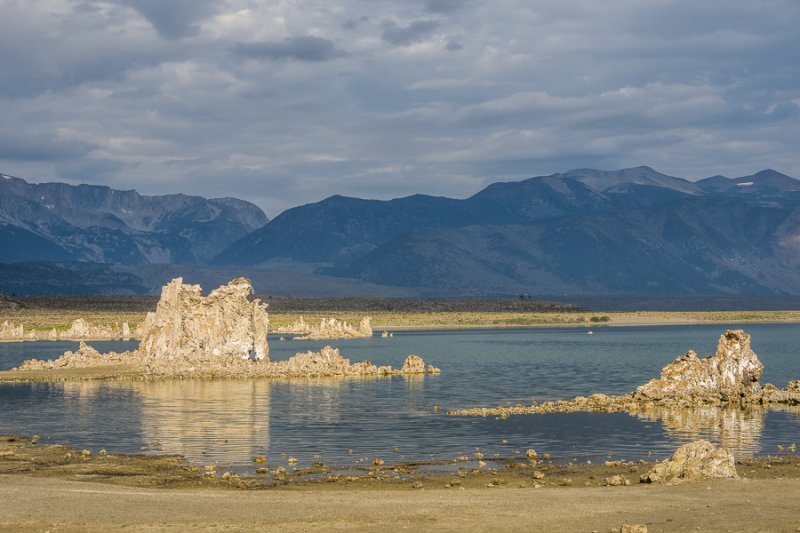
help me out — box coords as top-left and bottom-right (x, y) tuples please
(1, 0), (799, 216)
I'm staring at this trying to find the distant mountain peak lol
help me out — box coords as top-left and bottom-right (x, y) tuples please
(551, 166), (701, 194)
(0, 172), (269, 265)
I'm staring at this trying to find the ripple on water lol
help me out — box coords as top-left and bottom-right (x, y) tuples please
(2, 324), (800, 468)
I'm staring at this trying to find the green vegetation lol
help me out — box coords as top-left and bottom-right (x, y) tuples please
(589, 315), (611, 322)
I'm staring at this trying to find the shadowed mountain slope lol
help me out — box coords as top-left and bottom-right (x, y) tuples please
(0, 173), (268, 264)
(212, 166), (702, 269)
(326, 198), (800, 295)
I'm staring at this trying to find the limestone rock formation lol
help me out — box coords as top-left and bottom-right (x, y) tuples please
(11, 278), (442, 380)
(59, 318), (116, 339)
(17, 341), (139, 370)
(635, 330), (763, 400)
(0, 321), (24, 339)
(139, 277), (269, 362)
(401, 355), (426, 373)
(294, 316), (373, 340)
(276, 316), (311, 334)
(640, 440), (738, 483)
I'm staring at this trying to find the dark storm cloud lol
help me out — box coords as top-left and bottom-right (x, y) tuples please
(232, 36), (345, 62)
(111, 0), (223, 39)
(381, 20), (441, 46)
(0, 133), (98, 162)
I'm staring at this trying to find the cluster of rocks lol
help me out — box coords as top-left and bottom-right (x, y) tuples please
(449, 330), (800, 417)
(1, 319), (134, 341)
(18, 341), (140, 371)
(276, 316), (311, 334)
(277, 316), (374, 340)
(13, 277), (439, 379)
(1, 321), (30, 340)
(59, 318), (133, 339)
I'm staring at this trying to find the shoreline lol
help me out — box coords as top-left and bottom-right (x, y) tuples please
(2, 314), (800, 343)
(2, 434), (800, 532)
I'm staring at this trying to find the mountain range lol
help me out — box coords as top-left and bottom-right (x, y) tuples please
(3, 166), (800, 295)
(0, 173), (268, 265)
(210, 166), (800, 295)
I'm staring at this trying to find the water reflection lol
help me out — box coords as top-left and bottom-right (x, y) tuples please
(135, 380), (271, 464)
(634, 404), (800, 456)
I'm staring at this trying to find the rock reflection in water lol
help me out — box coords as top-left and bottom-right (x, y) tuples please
(135, 379), (271, 464)
(635, 404), (800, 456)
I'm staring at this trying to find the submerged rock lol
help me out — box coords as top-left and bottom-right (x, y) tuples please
(639, 440), (738, 483)
(635, 330), (763, 401)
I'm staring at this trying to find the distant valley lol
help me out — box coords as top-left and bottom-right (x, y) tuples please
(3, 166), (800, 296)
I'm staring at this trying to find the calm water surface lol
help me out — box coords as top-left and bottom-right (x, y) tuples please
(2, 324), (800, 470)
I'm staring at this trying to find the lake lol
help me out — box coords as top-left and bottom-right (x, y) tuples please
(2, 324), (799, 471)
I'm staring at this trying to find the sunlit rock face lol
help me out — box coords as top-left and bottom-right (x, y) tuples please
(0, 321), (24, 339)
(635, 330), (764, 400)
(640, 440), (738, 483)
(295, 316), (373, 340)
(139, 277), (269, 362)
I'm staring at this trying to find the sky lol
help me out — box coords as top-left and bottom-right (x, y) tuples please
(1, 0), (799, 218)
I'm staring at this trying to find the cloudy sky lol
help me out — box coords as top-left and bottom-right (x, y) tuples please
(1, 0), (799, 217)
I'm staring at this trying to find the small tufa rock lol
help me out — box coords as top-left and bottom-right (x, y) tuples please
(253, 456), (266, 463)
(412, 481), (423, 489)
(526, 449), (537, 458)
(604, 475), (630, 486)
(621, 526), (647, 533)
(640, 440), (738, 484)
(401, 355), (427, 373)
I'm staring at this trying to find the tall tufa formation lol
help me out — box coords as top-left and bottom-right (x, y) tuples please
(139, 277), (269, 361)
(635, 330), (763, 400)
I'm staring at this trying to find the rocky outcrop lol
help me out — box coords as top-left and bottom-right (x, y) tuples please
(294, 317), (373, 340)
(18, 341), (139, 370)
(640, 440), (738, 483)
(276, 316), (311, 334)
(1, 321), (24, 339)
(3, 318), (136, 341)
(635, 330), (763, 400)
(141, 345), (439, 378)
(139, 277), (269, 362)
(10, 278), (441, 380)
(58, 318), (125, 339)
(449, 329), (800, 417)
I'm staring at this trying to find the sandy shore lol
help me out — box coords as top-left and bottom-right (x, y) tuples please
(2, 435), (800, 532)
(3, 473), (800, 532)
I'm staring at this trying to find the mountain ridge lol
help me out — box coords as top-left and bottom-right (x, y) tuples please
(0, 173), (269, 265)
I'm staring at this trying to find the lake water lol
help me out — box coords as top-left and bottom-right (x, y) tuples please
(2, 324), (800, 471)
